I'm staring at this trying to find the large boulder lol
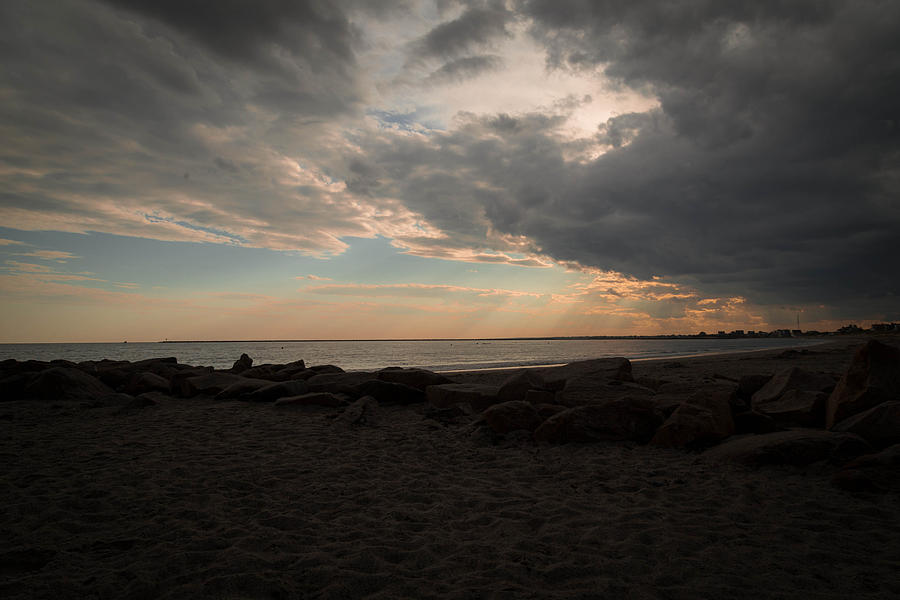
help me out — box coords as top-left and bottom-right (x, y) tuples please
(533, 397), (664, 444)
(552, 358), (641, 405)
(240, 364), (289, 381)
(482, 401), (542, 435)
(831, 401), (900, 450)
(245, 380), (310, 403)
(650, 388), (735, 448)
(173, 372), (245, 398)
(213, 378), (272, 401)
(353, 380), (425, 405)
(832, 444), (900, 493)
(376, 367), (454, 391)
(736, 374), (772, 404)
(733, 411), (779, 434)
(543, 357), (633, 385)
(754, 389), (828, 428)
(497, 370), (557, 403)
(426, 383), (501, 412)
(22, 367), (113, 402)
(826, 340), (900, 427)
(306, 372), (375, 396)
(703, 430), (872, 466)
(751, 367), (836, 407)
(231, 353), (253, 373)
(124, 372), (171, 396)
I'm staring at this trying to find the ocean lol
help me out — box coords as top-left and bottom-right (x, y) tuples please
(0, 337), (825, 372)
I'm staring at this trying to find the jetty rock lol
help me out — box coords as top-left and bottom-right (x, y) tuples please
(20, 367), (113, 402)
(482, 401), (542, 435)
(533, 397), (664, 444)
(650, 388), (735, 448)
(826, 340), (900, 427)
(376, 367), (454, 391)
(426, 383), (501, 412)
(831, 401), (900, 450)
(231, 353), (253, 373)
(704, 429), (872, 466)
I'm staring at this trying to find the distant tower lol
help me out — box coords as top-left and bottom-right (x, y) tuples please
(797, 311), (801, 331)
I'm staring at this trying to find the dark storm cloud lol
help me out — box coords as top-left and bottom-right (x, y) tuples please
(356, 0), (900, 318)
(425, 54), (504, 84)
(415, 4), (513, 58)
(101, 0), (355, 65)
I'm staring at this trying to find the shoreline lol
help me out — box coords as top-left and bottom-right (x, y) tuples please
(434, 336), (835, 374)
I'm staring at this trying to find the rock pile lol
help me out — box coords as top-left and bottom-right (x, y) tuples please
(3, 339), (899, 490)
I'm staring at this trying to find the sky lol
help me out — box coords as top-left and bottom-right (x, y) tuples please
(1, 0), (898, 342)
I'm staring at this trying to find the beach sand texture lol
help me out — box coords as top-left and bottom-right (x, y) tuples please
(2, 338), (900, 599)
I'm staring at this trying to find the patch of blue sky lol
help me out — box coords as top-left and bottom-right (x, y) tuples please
(141, 213), (248, 245)
(367, 108), (445, 133)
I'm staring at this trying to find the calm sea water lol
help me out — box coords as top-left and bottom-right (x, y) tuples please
(0, 338), (824, 372)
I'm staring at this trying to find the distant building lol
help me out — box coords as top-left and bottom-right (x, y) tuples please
(872, 323), (899, 332)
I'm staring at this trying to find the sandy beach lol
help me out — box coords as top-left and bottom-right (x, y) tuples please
(2, 337), (899, 599)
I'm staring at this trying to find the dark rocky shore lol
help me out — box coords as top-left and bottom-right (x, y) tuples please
(2, 336), (899, 598)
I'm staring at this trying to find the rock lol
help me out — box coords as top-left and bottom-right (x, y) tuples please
(535, 403), (568, 420)
(832, 444), (900, 493)
(231, 353), (253, 373)
(287, 369), (318, 381)
(497, 370), (554, 403)
(245, 380), (310, 403)
(650, 388), (735, 448)
(376, 367), (454, 391)
(635, 377), (668, 391)
(173, 372), (246, 398)
(213, 378), (272, 401)
(308, 364), (344, 374)
(524, 389), (557, 405)
(22, 367), (113, 402)
(335, 395), (378, 426)
(240, 364), (290, 381)
(353, 379), (425, 405)
(273, 360), (308, 379)
(545, 357), (633, 387)
(826, 340), (900, 427)
(306, 372), (375, 396)
(737, 374), (772, 403)
(650, 394), (685, 418)
(754, 389), (828, 428)
(426, 383), (501, 412)
(559, 358), (648, 401)
(94, 367), (133, 391)
(751, 367), (836, 408)
(703, 430), (873, 466)
(274, 392), (345, 408)
(733, 411), (779, 434)
(125, 372), (171, 396)
(482, 401), (542, 434)
(533, 397), (664, 444)
(831, 401), (900, 450)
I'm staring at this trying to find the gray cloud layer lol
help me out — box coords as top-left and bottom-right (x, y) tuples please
(356, 0), (900, 317)
(2, 0), (898, 320)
